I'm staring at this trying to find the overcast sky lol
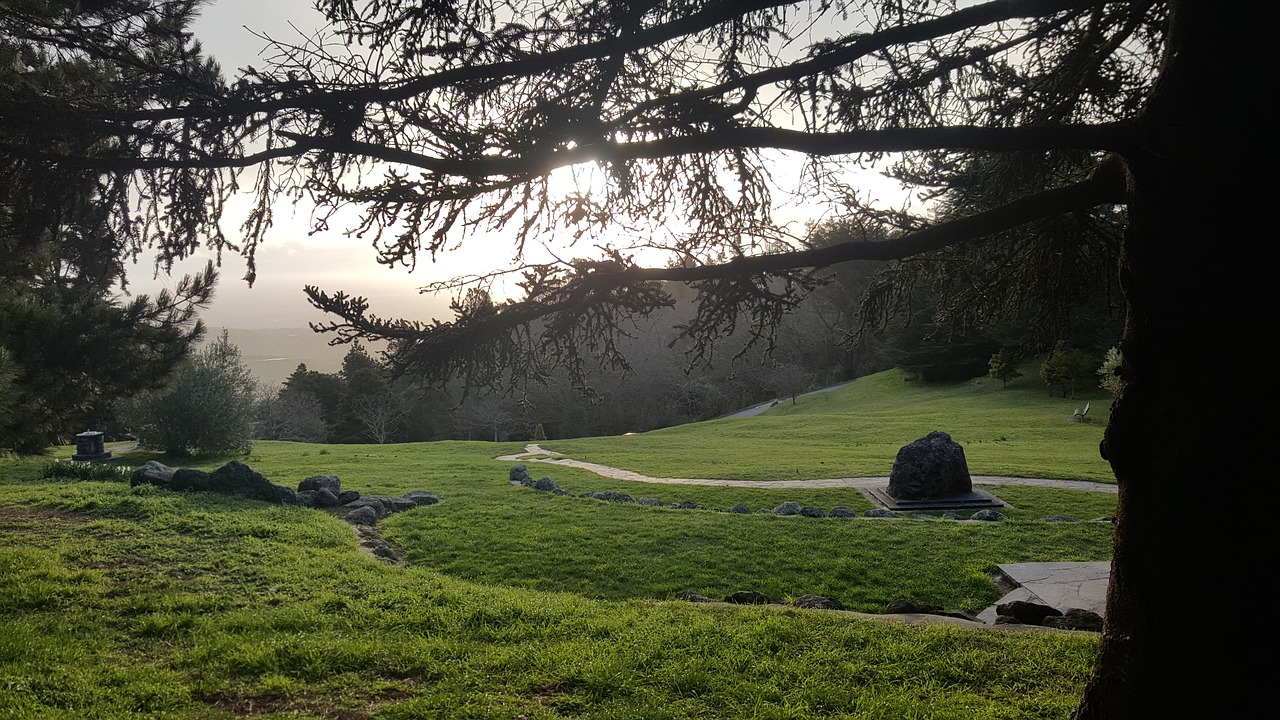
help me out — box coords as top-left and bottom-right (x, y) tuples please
(133, 0), (905, 330)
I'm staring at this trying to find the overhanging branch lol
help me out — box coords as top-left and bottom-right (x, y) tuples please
(594, 154), (1131, 283)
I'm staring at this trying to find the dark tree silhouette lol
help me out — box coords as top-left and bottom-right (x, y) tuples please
(3, 1), (1263, 714)
(0, 0), (221, 452)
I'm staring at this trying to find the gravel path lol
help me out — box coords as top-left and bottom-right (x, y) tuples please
(495, 444), (1117, 493)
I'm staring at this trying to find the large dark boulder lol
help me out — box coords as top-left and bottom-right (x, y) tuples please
(167, 468), (212, 492)
(887, 431), (972, 500)
(207, 461), (281, 502)
(996, 600), (1063, 626)
(130, 461), (174, 487)
(299, 474), (341, 495)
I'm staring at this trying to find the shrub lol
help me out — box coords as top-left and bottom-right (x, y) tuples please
(1097, 347), (1123, 396)
(119, 332), (256, 455)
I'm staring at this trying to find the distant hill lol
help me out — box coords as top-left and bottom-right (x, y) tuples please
(205, 328), (387, 387)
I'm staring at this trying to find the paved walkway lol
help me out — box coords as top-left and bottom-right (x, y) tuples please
(496, 444), (1118, 493)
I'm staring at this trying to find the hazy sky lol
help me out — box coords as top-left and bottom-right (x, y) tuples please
(133, 0), (905, 330)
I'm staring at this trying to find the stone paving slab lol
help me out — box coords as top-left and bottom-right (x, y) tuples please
(977, 561), (1111, 624)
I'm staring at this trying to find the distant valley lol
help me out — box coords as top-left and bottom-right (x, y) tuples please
(206, 327), (387, 386)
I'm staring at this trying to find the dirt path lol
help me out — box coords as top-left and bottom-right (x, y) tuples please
(495, 444), (1118, 493)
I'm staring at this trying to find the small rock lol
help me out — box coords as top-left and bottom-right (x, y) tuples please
(969, 509), (1007, 522)
(530, 476), (560, 492)
(581, 490), (635, 503)
(671, 500), (704, 510)
(314, 489), (342, 508)
(828, 506), (856, 518)
(337, 490), (361, 504)
(799, 506), (826, 518)
(724, 590), (770, 605)
(941, 511), (963, 520)
(1042, 608), (1104, 632)
(295, 490), (319, 507)
(405, 490), (440, 506)
(369, 495), (418, 514)
(793, 594), (844, 610)
(509, 465), (532, 484)
(673, 590), (713, 603)
(727, 503), (751, 514)
(343, 497), (388, 518)
(996, 600), (1063, 626)
(772, 501), (801, 516)
(345, 506), (378, 526)
(910, 513), (936, 520)
(638, 497), (663, 506)
(863, 508), (898, 519)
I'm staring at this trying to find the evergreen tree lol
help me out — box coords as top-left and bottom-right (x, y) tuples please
(0, 0), (221, 453)
(987, 348), (1022, 388)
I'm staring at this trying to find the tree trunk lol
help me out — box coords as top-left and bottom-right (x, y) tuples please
(1073, 2), (1263, 716)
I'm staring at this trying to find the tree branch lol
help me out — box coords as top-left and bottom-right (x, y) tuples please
(590, 154), (1131, 282)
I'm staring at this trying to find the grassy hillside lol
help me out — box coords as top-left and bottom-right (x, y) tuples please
(547, 367), (1114, 481)
(0, 369), (1117, 718)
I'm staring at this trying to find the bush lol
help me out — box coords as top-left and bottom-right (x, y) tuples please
(119, 332), (256, 455)
(1097, 346), (1123, 396)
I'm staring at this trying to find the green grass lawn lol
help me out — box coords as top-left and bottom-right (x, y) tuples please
(545, 368), (1114, 481)
(1, 368), (1117, 718)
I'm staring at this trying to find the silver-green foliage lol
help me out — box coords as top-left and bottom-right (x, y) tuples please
(1097, 347), (1123, 397)
(120, 332), (255, 455)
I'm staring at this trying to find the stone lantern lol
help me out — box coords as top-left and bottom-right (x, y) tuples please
(71, 430), (112, 461)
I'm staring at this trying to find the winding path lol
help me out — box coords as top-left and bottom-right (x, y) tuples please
(495, 444), (1117, 493)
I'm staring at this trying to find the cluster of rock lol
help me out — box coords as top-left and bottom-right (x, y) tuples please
(674, 589), (845, 610)
(130, 460), (438, 525)
(994, 600), (1104, 631)
(671, 591), (1101, 630)
(884, 598), (1102, 630)
(511, 466), (1036, 520)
